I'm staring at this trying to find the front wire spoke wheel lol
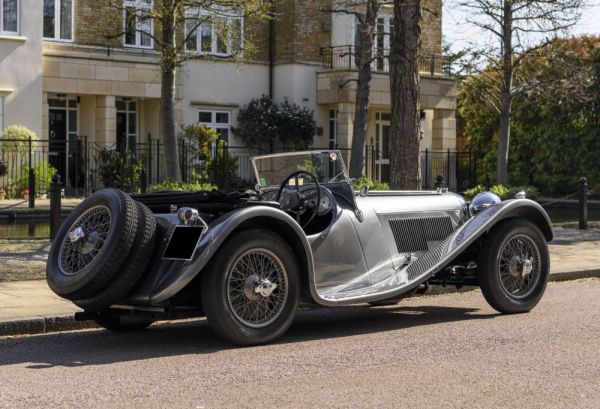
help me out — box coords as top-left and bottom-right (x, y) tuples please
(226, 248), (289, 329)
(498, 234), (541, 299)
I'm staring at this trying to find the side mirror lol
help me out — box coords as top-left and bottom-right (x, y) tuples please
(349, 177), (357, 186)
(359, 185), (369, 197)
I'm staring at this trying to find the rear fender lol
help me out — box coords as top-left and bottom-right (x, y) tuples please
(149, 206), (315, 304)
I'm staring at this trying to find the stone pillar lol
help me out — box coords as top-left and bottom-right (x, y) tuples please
(431, 108), (456, 150)
(335, 102), (355, 170)
(95, 95), (116, 146)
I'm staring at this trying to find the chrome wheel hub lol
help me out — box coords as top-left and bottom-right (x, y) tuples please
(227, 248), (288, 328)
(58, 205), (112, 276)
(499, 234), (541, 298)
(508, 256), (533, 277)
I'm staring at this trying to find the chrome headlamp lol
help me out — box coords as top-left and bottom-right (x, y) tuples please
(469, 192), (501, 215)
(177, 207), (201, 225)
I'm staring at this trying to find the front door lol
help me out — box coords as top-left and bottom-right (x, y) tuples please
(116, 112), (128, 155)
(48, 97), (80, 192)
(116, 99), (137, 155)
(49, 109), (67, 184)
(375, 112), (390, 183)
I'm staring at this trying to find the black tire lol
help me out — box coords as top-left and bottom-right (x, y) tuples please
(74, 201), (157, 311)
(46, 189), (138, 300)
(95, 312), (153, 332)
(478, 218), (550, 314)
(201, 229), (300, 346)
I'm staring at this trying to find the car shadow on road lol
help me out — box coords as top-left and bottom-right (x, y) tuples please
(0, 304), (499, 369)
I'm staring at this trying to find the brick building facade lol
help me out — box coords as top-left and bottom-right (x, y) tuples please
(0, 0), (456, 187)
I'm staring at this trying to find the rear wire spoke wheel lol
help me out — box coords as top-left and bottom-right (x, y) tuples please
(479, 219), (550, 314)
(227, 248), (289, 328)
(201, 229), (300, 345)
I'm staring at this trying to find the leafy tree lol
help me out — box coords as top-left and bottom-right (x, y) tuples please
(108, 0), (271, 182)
(323, 0), (382, 178)
(277, 99), (317, 149)
(459, 37), (600, 194)
(236, 96), (317, 152)
(235, 95), (280, 153)
(452, 0), (583, 184)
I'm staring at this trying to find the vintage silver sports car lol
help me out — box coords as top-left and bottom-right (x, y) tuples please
(47, 150), (553, 345)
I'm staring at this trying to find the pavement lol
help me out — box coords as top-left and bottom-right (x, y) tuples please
(0, 225), (599, 337)
(0, 279), (599, 408)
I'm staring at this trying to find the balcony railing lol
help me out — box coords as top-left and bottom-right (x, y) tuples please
(320, 45), (451, 77)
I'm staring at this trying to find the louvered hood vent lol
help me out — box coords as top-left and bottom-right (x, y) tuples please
(389, 216), (454, 253)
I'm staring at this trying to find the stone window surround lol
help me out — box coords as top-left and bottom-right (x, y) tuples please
(123, 0), (154, 49)
(184, 8), (243, 57)
(43, 0), (74, 42)
(0, 0), (19, 35)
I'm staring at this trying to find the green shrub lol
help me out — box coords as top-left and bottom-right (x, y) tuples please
(148, 181), (216, 192)
(1, 162), (57, 199)
(356, 176), (389, 191)
(179, 124), (239, 187)
(97, 149), (142, 191)
(23, 162), (58, 196)
(463, 184), (539, 200)
(0, 125), (37, 152)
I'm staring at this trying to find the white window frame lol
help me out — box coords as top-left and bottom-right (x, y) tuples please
(185, 9), (243, 57)
(197, 109), (231, 146)
(372, 14), (393, 72)
(43, 0), (74, 42)
(0, 96), (4, 131)
(123, 0), (154, 49)
(0, 0), (19, 35)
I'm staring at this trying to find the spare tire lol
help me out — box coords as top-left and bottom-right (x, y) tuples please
(46, 189), (138, 300)
(74, 201), (157, 311)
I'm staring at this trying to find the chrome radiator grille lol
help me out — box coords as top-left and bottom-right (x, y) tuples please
(406, 235), (453, 280)
(389, 216), (454, 253)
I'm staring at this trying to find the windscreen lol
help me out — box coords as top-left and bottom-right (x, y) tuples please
(252, 151), (349, 187)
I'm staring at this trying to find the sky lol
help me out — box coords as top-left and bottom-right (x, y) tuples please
(442, 0), (600, 53)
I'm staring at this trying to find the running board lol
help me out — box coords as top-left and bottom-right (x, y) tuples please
(317, 238), (453, 305)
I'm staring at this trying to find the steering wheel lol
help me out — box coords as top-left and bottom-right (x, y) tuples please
(275, 170), (321, 229)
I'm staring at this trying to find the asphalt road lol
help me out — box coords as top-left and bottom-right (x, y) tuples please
(1, 279), (599, 409)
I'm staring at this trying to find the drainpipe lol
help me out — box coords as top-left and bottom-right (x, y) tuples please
(268, 1), (275, 99)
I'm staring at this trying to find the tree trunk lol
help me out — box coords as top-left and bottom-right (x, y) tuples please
(497, 0), (513, 185)
(349, 0), (378, 180)
(389, 0), (422, 190)
(160, 0), (181, 182)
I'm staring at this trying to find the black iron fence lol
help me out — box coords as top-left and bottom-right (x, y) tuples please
(0, 136), (481, 200)
(320, 45), (452, 76)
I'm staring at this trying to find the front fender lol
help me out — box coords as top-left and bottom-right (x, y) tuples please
(149, 206), (314, 304)
(446, 198), (553, 256)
